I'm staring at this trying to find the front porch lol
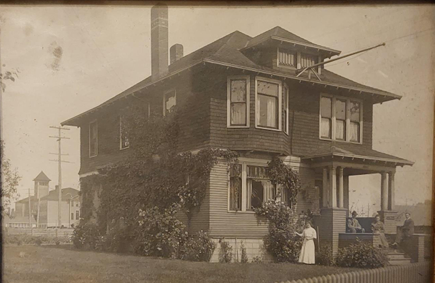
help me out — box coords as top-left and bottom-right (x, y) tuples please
(304, 145), (424, 264)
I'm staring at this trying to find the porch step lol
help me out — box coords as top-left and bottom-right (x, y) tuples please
(387, 250), (412, 266)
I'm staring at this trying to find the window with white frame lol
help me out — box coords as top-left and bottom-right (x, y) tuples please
(163, 89), (176, 116)
(255, 77), (282, 130)
(228, 162), (278, 212)
(119, 116), (130, 149)
(278, 48), (296, 67)
(283, 84), (289, 135)
(320, 94), (363, 143)
(89, 120), (98, 157)
(227, 76), (250, 127)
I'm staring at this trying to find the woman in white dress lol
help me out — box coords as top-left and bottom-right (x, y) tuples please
(295, 222), (317, 264)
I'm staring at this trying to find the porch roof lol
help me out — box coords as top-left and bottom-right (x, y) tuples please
(301, 144), (413, 166)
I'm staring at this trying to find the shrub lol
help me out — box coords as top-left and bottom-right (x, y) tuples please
(240, 242), (248, 263)
(251, 256), (263, 263)
(72, 222), (101, 250)
(218, 239), (233, 263)
(135, 205), (187, 259)
(336, 239), (389, 268)
(35, 237), (43, 246)
(316, 246), (334, 266)
(180, 230), (216, 262)
(254, 200), (302, 262)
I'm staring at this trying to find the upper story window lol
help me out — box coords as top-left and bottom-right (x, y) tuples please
(227, 76), (250, 128)
(320, 94), (363, 143)
(39, 181), (48, 186)
(89, 120), (98, 157)
(119, 117), (130, 150)
(278, 48), (296, 68)
(283, 84), (289, 135)
(163, 89), (176, 116)
(255, 77), (282, 130)
(301, 53), (318, 68)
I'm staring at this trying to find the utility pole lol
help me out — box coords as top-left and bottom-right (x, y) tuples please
(49, 126), (70, 228)
(28, 188), (31, 228)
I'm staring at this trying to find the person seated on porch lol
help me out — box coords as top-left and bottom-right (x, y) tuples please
(347, 211), (365, 233)
(393, 212), (414, 248)
(371, 214), (389, 248)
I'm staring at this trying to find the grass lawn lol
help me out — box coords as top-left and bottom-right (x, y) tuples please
(4, 245), (359, 283)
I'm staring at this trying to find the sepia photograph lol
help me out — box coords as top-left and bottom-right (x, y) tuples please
(1, 3), (434, 283)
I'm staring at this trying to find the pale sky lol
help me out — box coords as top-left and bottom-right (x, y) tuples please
(1, 5), (434, 213)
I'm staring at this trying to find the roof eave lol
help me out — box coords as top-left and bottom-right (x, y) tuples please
(302, 153), (414, 167)
(202, 59), (401, 101)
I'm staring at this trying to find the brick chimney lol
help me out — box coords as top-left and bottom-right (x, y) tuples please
(170, 44), (183, 65)
(151, 4), (169, 78)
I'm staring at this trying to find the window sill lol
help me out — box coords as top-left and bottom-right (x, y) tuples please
(227, 210), (256, 214)
(89, 154), (98, 158)
(255, 125), (282, 132)
(319, 137), (362, 145)
(120, 146), (130, 151)
(227, 125), (250, 129)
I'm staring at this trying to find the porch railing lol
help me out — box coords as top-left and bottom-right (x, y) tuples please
(276, 262), (431, 283)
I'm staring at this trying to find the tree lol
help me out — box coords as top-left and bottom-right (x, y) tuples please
(1, 141), (21, 213)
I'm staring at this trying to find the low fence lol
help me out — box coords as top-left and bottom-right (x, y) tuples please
(277, 262), (431, 283)
(5, 228), (74, 237)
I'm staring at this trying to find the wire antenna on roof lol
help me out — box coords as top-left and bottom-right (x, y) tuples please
(296, 43), (386, 78)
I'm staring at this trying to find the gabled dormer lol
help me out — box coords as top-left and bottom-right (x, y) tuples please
(241, 26), (341, 74)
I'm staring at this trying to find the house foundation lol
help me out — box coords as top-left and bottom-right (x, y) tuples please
(209, 238), (272, 263)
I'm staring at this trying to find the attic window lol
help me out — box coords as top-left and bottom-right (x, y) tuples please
(278, 48), (296, 67)
(301, 53), (318, 68)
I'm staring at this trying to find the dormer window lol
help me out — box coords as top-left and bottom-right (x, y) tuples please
(278, 48), (296, 68)
(301, 53), (318, 68)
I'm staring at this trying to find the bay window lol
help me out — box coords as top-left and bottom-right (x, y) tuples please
(228, 161), (280, 212)
(320, 94), (363, 143)
(255, 77), (282, 130)
(227, 76), (250, 127)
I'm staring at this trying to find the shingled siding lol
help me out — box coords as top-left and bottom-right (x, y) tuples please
(78, 70), (209, 175)
(289, 83), (374, 157)
(208, 161), (269, 238)
(208, 71), (291, 155)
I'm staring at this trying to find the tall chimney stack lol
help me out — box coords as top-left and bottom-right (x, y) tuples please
(151, 4), (169, 78)
(170, 44), (183, 65)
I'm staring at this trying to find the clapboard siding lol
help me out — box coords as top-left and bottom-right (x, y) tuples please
(208, 161), (268, 238)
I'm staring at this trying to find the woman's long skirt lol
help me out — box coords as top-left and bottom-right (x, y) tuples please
(298, 239), (315, 264)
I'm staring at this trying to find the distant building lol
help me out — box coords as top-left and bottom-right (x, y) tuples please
(12, 171), (81, 228)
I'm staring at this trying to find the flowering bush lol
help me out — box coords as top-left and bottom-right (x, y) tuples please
(240, 242), (248, 263)
(135, 205), (187, 259)
(72, 222), (101, 250)
(218, 239), (233, 263)
(180, 230), (216, 262)
(335, 239), (389, 268)
(255, 200), (302, 262)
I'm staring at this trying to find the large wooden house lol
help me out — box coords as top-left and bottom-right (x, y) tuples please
(63, 5), (413, 261)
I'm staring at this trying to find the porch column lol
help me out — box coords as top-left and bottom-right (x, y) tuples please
(380, 172), (388, 211)
(337, 167), (344, 208)
(343, 175), (350, 210)
(322, 167), (328, 207)
(388, 172), (395, 210)
(329, 166), (337, 208)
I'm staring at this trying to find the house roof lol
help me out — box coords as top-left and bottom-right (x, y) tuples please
(41, 187), (80, 201)
(242, 26), (341, 56)
(301, 144), (413, 166)
(62, 28), (400, 127)
(15, 196), (38, 204)
(33, 171), (51, 182)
